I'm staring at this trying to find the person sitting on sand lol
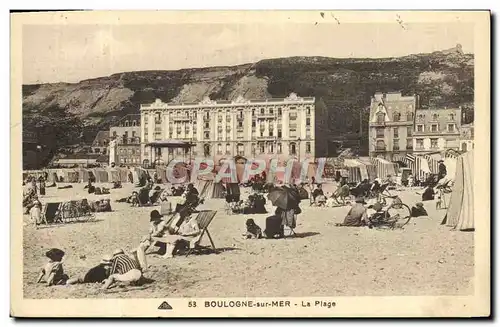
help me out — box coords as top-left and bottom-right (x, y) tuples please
(243, 219), (262, 239)
(422, 185), (435, 201)
(411, 202), (428, 217)
(36, 248), (69, 286)
(102, 249), (143, 290)
(67, 255), (113, 285)
(337, 196), (368, 227)
(325, 192), (337, 207)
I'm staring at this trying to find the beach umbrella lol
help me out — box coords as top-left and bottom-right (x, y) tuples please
(267, 187), (301, 210)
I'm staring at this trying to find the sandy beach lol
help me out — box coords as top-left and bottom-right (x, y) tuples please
(22, 182), (474, 299)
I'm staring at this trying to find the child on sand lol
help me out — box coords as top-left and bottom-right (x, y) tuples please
(36, 248), (69, 286)
(243, 219), (262, 239)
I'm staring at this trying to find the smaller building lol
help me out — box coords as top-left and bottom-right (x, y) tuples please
(52, 154), (108, 168)
(412, 108), (461, 154)
(91, 131), (110, 155)
(109, 114), (141, 166)
(459, 123), (474, 152)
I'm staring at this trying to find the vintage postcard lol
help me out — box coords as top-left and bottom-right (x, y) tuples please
(10, 10), (490, 317)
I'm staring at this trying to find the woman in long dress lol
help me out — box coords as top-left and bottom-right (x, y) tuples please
(30, 196), (42, 229)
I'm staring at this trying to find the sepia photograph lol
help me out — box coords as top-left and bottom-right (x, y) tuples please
(10, 10), (490, 317)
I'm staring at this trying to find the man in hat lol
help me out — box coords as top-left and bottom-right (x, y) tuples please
(438, 160), (447, 180)
(102, 249), (142, 289)
(67, 255), (113, 284)
(340, 196), (368, 226)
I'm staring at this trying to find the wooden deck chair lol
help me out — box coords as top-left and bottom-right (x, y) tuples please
(332, 184), (350, 205)
(185, 210), (218, 257)
(42, 202), (62, 225)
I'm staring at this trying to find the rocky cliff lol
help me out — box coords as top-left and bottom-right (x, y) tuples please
(22, 45), (474, 146)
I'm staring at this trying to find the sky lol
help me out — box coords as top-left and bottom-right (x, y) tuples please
(22, 22), (474, 84)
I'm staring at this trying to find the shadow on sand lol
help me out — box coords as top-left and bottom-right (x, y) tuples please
(290, 231), (320, 238)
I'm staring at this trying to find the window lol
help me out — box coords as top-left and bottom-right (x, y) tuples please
(306, 118), (311, 126)
(204, 122), (209, 129)
(447, 124), (455, 132)
(432, 113), (439, 120)
(260, 108), (265, 114)
(278, 130), (282, 138)
(393, 128), (399, 138)
(132, 131), (136, 138)
(376, 128), (384, 138)
(417, 124), (424, 132)
(430, 138), (438, 148)
(239, 111), (243, 118)
(260, 143), (265, 153)
(217, 143), (222, 154)
(416, 138), (424, 149)
(204, 132), (209, 139)
(269, 130), (274, 137)
(132, 120), (137, 126)
(406, 112), (414, 121)
(418, 114), (424, 121)
(393, 112), (400, 122)
(238, 121), (243, 128)
(278, 108), (282, 116)
(112, 131), (117, 138)
(269, 142), (274, 153)
(252, 121), (256, 127)
(226, 143), (231, 154)
(277, 143), (282, 154)
(125, 121), (129, 127)
(431, 124), (438, 132)
(376, 113), (385, 124)
(269, 108), (274, 115)
(306, 108), (311, 115)
(252, 109), (255, 116)
(449, 113), (455, 120)
(306, 142), (311, 153)
(204, 144), (210, 156)
(260, 131), (264, 137)
(290, 143), (296, 155)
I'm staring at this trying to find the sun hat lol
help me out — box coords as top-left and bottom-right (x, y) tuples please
(112, 248), (124, 256)
(150, 210), (162, 222)
(101, 254), (113, 264)
(415, 202), (424, 208)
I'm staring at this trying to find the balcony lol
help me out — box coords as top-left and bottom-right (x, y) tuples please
(256, 136), (278, 141)
(406, 145), (413, 150)
(289, 123), (298, 129)
(257, 113), (275, 119)
(373, 147), (386, 152)
(172, 116), (191, 122)
(237, 116), (245, 121)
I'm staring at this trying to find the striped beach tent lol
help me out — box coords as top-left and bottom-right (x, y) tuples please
(372, 157), (397, 180)
(441, 150), (474, 231)
(423, 154), (440, 174)
(107, 168), (120, 182)
(93, 168), (109, 183)
(357, 157), (377, 181)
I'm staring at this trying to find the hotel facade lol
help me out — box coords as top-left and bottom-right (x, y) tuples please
(412, 108), (462, 154)
(139, 93), (329, 165)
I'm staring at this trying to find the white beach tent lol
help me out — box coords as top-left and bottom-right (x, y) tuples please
(441, 150), (474, 231)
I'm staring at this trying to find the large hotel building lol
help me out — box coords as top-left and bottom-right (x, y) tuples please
(139, 93), (329, 164)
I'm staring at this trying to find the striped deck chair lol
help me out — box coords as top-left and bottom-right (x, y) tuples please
(185, 210), (218, 257)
